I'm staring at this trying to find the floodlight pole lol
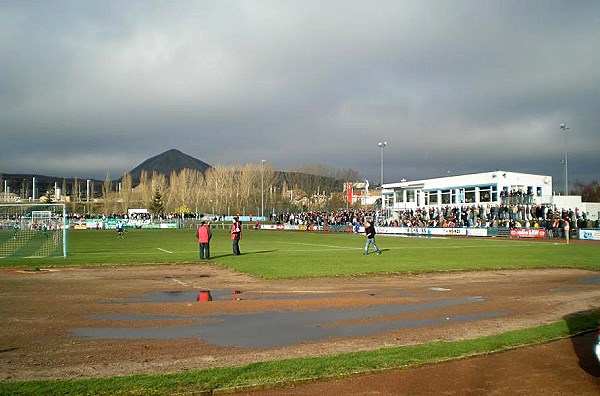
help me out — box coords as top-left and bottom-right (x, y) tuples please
(378, 141), (387, 187)
(260, 159), (266, 219)
(86, 179), (90, 214)
(560, 123), (570, 195)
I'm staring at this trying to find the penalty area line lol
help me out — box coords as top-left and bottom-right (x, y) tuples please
(157, 248), (173, 254)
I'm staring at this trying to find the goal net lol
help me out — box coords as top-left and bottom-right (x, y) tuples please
(0, 204), (67, 258)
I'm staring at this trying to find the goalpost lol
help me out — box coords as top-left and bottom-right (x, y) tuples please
(0, 203), (67, 258)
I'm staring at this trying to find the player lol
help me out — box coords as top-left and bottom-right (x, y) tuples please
(116, 221), (124, 238)
(13, 221), (20, 239)
(363, 220), (381, 255)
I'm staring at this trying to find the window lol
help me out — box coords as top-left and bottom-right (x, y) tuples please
(406, 190), (415, 203)
(385, 194), (394, 208)
(464, 188), (476, 203)
(478, 186), (492, 203)
(441, 190), (451, 204)
(451, 190), (458, 204)
(428, 191), (438, 204)
(395, 190), (404, 203)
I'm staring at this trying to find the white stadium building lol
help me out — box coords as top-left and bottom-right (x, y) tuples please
(381, 170), (599, 222)
(381, 170), (552, 212)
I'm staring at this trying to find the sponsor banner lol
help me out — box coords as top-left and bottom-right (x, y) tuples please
(324, 225), (353, 233)
(224, 216), (266, 222)
(84, 219), (103, 229)
(260, 224), (285, 230)
(77, 219), (178, 230)
(259, 224), (350, 233)
(510, 228), (546, 238)
(467, 228), (489, 237)
(441, 228), (467, 236)
(259, 225), (483, 237)
(375, 227), (467, 236)
(141, 222), (178, 229)
(407, 227), (430, 235)
(579, 229), (600, 241)
(376, 227), (398, 235)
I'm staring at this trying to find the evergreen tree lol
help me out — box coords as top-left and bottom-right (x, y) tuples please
(43, 188), (55, 203)
(148, 188), (164, 215)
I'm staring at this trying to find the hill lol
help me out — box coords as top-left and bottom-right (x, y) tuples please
(1, 149), (346, 199)
(125, 149), (212, 185)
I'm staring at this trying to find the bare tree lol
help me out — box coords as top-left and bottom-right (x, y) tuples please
(186, 169), (205, 215)
(573, 179), (600, 202)
(239, 163), (261, 215)
(61, 178), (67, 203)
(132, 170), (148, 207)
(120, 173), (132, 213)
(71, 177), (80, 213)
(166, 168), (203, 214)
(205, 165), (236, 215)
(102, 172), (113, 213)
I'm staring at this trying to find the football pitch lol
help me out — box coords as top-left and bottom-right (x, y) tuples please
(1, 228), (598, 276)
(1, 228), (599, 395)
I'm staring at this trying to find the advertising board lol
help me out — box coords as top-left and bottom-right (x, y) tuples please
(579, 229), (600, 241)
(510, 229), (546, 238)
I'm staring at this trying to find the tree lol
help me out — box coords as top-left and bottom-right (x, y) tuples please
(148, 188), (164, 216)
(205, 165), (236, 215)
(70, 177), (80, 213)
(120, 173), (133, 213)
(61, 178), (67, 203)
(167, 168), (203, 215)
(572, 179), (600, 202)
(102, 172), (114, 213)
(138, 169), (152, 205)
(42, 188), (55, 203)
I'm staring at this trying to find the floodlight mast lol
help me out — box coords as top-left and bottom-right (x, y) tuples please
(560, 123), (570, 195)
(260, 159), (266, 218)
(378, 141), (387, 187)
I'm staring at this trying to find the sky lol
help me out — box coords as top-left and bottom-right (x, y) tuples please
(1, 0), (599, 193)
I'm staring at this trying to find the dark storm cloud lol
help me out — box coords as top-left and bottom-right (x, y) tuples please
(1, 1), (598, 192)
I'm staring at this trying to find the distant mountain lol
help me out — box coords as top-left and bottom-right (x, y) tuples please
(125, 149), (212, 185)
(2, 149), (347, 198)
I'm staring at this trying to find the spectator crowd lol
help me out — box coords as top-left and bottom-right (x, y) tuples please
(274, 203), (597, 239)
(63, 202), (597, 239)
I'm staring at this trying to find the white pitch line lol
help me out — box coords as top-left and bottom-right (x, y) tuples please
(157, 248), (173, 253)
(170, 277), (193, 287)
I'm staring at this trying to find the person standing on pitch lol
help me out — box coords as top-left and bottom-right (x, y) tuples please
(230, 216), (242, 255)
(196, 221), (212, 260)
(116, 221), (124, 238)
(363, 220), (381, 255)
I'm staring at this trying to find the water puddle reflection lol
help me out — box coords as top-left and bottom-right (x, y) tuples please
(73, 296), (507, 348)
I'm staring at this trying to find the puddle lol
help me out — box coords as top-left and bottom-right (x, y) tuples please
(100, 290), (230, 304)
(72, 296), (507, 348)
(551, 286), (584, 292)
(579, 276), (600, 285)
(99, 289), (408, 304)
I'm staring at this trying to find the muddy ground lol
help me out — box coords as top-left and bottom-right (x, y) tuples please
(0, 265), (599, 393)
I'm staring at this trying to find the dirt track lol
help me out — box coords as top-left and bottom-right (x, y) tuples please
(1, 265), (599, 392)
(243, 333), (600, 395)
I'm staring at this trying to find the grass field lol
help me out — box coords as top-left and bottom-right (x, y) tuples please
(1, 228), (598, 277)
(1, 228), (598, 395)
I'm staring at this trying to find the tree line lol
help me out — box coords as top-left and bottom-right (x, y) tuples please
(62, 163), (360, 216)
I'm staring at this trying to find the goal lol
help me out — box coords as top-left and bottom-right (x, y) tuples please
(0, 203), (67, 258)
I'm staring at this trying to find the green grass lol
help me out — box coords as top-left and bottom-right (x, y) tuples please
(1, 312), (597, 396)
(1, 228), (599, 277)
(1, 228), (598, 395)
